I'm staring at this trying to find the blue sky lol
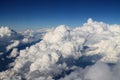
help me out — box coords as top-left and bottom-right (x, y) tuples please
(0, 0), (120, 30)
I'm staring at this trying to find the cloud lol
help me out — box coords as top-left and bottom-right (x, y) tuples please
(1, 18), (120, 80)
(8, 48), (18, 58)
(6, 40), (20, 51)
(21, 29), (47, 43)
(60, 62), (120, 80)
(0, 26), (11, 38)
(84, 62), (113, 80)
(0, 27), (23, 52)
(0, 26), (46, 53)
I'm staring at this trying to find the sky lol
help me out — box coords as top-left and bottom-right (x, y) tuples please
(0, 0), (120, 30)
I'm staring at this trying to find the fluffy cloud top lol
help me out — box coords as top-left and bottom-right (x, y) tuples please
(0, 27), (11, 38)
(1, 18), (120, 80)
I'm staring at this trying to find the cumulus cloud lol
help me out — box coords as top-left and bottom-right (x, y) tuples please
(0, 26), (46, 76)
(1, 18), (120, 80)
(8, 48), (18, 58)
(22, 38), (29, 43)
(0, 26), (46, 54)
(0, 27), (23, 52)
(6, 40), (20, 51)
(0, 26), (11, 38)
(21, 28), (47, 43)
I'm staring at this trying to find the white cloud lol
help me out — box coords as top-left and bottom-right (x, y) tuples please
(1, 19), (120, 80)
(21, 28), (47, 43)
(6, 40), (20, 51)
(8, 48), (18, 58)
(22, 38), (29, 43)
(0, 26), (11, 38)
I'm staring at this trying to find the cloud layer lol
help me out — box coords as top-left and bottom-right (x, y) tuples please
(0, 18), (120, 80)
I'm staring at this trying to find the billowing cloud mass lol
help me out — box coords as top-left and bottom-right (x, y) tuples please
(0, 18), (120, 80)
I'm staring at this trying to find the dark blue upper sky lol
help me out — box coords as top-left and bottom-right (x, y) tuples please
(0, 0), (120, 30)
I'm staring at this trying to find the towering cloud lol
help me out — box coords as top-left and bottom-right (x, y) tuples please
(0, 19), (120, 80)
